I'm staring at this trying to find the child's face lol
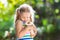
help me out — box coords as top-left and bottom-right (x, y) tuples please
(20, 12), (31, 22)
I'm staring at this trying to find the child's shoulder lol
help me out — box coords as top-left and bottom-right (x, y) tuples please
(16, 20), (23, 24)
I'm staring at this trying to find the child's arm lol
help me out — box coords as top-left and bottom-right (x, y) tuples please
(15, 20), (33, 38)
(26, 22), (37, 38)
(30, 24), (37, 38)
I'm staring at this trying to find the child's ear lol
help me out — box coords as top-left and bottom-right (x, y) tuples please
(17, 9), (20, 15)
(16, 9), (21, 20)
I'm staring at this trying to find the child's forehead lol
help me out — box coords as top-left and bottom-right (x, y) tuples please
(22, 12), (31, 16)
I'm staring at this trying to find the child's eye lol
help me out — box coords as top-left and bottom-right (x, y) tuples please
(27, 17), (29, 18)
(22, 17), (25, 18)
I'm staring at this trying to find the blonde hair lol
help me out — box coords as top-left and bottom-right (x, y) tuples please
(14, 4), (35, 24)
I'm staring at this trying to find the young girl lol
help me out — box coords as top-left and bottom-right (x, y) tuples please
(15, 4), (37, 40)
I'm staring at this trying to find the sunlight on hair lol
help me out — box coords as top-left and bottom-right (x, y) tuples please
(15, 4), (36, 23)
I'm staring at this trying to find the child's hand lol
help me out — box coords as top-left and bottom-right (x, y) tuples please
(30, 24), (37, 38)
(30, 30), (35, 38)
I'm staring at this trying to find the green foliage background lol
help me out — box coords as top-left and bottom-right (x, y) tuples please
(0, 0), (60, 40)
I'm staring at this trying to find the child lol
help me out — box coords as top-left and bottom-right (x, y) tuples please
(15, 4), (37, 40)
